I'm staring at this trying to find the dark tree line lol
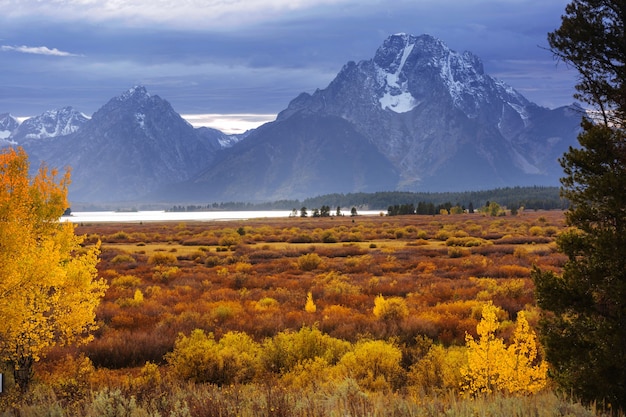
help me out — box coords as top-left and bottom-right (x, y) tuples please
(168, 186), (567, 213)
(299, 187), (566, 212)
(387, 201), (466, 216)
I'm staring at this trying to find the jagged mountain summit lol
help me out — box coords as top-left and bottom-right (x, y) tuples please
(0, 113), (19, 143)
(23, 86), (230, 202)
(180, 33), (581, 201)
(10, 107), (89, 143)
(277, 33), (580, 190)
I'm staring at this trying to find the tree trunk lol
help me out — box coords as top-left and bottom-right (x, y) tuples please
(13, 356), (33, 392)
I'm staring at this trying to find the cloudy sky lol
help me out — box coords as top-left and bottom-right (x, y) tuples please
(0, 0), (577, 133)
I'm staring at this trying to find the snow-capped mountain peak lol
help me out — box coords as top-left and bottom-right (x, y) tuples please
(0, 113), (20, 141)
(9, 106), (89, 142)
(273, 33), (580, 195)
(370, 33), (531, 120)
(119, 85), (151, 102)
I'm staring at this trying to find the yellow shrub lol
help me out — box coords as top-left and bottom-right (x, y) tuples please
(297, 253), (323, 271)
(314, 271), (360, 298)
(148, 252), (177, 266)
(166, 329), (261, 385)
(234, 262), (252, 274)
(336, 339), (404, 392)
(219, 232), (241, 247)
(408, 344), (466, 394)
(281, 356), (331, 389)
(261, 326), (350, 373)
(151, 265), (179, 282)
(256, 297), (279, 311)
(110, 253), (136, 264)
(373, 295), (408, 321)
(111, 274), (141, 289)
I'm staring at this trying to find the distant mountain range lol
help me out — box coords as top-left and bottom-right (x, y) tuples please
(0, 33), (582, 204)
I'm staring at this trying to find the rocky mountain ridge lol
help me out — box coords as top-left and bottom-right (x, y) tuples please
(180, 33), (581, 201)
(1, 34), (582, 203)
(17, 87), (238, 202)
(11, 107), (89, 143)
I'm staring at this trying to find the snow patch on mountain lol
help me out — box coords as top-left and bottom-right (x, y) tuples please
(136, 113), (146, 129)
(218, 135), (243, 148)
(509, 103), (529, 122)
(0, 113), (20, 141)
(121, 86), (150, 101)
(376, 40), (418, 113)
(441, 52), (481, 110)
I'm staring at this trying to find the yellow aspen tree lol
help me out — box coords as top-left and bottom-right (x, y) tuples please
(0, 147), (107, 391)
(500, 311), (548, 394)
(461, 303), (548, 396)
(304, 291), (316, 313)
(461, 302), (507, 395)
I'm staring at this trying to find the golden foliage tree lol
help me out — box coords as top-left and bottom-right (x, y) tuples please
(0, 147), (107, 390)
(461, 302), (547, 396)
(304, 291), (317, 313)
(500, 311), (548, 395)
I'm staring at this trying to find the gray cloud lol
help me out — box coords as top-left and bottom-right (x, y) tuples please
(0, 0), (371, 30)
(0, 0), (577, 119)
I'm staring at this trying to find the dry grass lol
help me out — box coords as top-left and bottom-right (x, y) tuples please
(4, 210), (598, 416)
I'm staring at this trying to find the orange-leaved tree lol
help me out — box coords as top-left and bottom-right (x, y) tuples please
(0, 147), (107, 391)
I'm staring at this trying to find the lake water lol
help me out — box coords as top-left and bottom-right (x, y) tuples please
(60, 210), (384, 223)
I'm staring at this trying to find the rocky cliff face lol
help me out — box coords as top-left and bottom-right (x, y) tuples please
(175, 112), (400, 202)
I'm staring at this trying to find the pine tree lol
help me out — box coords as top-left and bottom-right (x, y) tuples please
(532, 0), (626, 409)
(547, 0), (626, 124)
(532, 122), (626, 408)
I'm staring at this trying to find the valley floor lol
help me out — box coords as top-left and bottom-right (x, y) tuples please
(1, 210), (615, 416)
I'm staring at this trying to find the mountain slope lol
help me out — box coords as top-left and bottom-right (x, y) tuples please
(278, 33), (580, 190)
(181, 33), (580, 200)
(24, 87), (220, 202)
(161, 112), (400, 202)
(10, 33), (582, 204)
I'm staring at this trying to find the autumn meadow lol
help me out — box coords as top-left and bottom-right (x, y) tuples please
(0, 207), (606, 416)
